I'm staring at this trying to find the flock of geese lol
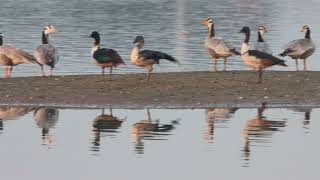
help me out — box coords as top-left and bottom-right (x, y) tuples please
(0, 18), (316, 83)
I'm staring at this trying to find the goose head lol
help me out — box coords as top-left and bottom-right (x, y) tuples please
(258, 26), (268, 36)
(300, 25), (310, 33)
(239, 26), (250, 34)
(202, 18), (214, 28)
(133, 35), (144, 48)
(43, 25), (58, 35)
(90, 31), (100, 40)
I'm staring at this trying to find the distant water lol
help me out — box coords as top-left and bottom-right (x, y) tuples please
(0, 107), (318, 179)
(1, 0), (320, 77)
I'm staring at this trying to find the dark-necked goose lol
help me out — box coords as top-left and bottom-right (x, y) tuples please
(130, 36), (179, 81)
(254, 26), (271, 54)
(34, 25), (59, 77)
(279, 25), (316, 71)
(239, 27), (287, 83)
(90, 31), (125, 80)
(202, 18), (240, 71)
(0, 33), (35, 78)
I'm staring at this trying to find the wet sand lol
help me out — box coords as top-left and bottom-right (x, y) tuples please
(0, 71), (319, 108)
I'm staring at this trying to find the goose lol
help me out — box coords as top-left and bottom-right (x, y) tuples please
(0, 33), (35, 78)
(130, 36), (179, 81)
(90, 31), (125, 80)
(239, 27), (287, 83)
(254, 26), (272, 54)
(34, 25), (59, 77)
(201, 18), (240, 71)
(279, 25), (316, 71)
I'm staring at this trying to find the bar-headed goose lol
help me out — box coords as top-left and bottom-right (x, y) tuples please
(0, 33), (35, 78)
(130, 36), (179, 81)
(90, 31), (125, 80)
(254, 26), (271, 54)
(279, 25), (316, 71)
(202, 18), (240, 71)
(239, 27), (287, 83)
(34, 25), (59, 77)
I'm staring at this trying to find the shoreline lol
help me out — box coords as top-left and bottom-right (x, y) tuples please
(0, 71), (319, 109)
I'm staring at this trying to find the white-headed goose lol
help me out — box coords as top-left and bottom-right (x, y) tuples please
(239, 27), (287, 83)
(0, 33), (35, 78)
(90, 31), (125, 80)
(34, 25), (59, 77)
(254, 26), (272, 54)
(279, 25), (316, 71)
(202, 18), (240, 71)
(130, 36), (179, 81)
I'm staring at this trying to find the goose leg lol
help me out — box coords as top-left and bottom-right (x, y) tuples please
(223, 58), (227, 71)
(49, 67), (53, 77)
(146, 66), (153, 81)
(214, 59), (218, 71)
(303, 59), (307, 71)
(101, 67), (105, 76)
(109, 67), (113, 81)
(9, 66), (13, 78)
(5, 67), (9, 78)
(257, 69), (263, 84)
(40, 65), (45, 77)
(295, 59), (299, 71)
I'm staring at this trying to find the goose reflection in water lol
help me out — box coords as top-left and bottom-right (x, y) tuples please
(242, 103), (286, 167)
(131, 109), (179, 154)
(91, 109), (125, 152)
(0, 107), (34, 134)
(34, 108), (59, 147)
(204, 108), (237, 143)
(292, 108), (312, 131)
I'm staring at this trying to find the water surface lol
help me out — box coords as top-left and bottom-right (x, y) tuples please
(0, 107), (318, 179)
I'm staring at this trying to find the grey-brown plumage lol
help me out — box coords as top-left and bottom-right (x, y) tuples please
(90, 31), (125, 80)
(130, 35), (179, 81)
(239, 27), (287, 83)
(202, 18), (240, 71)
(34, 26), (59, 77)
(0, 33), (35, 78)
(279, 25), (316, 71)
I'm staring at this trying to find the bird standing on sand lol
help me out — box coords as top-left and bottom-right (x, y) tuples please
(34, 25), (59, 77)
(279, 25), (316, 71)
(254, 26), (271, 54)
(239, 27), (287, 83)
(90, 31), (125, 80)
(130, 35), (179, 81)
(201, 18), (240, 71)
(0, 33), (35, 78)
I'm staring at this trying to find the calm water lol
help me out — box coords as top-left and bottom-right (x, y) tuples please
(0, 107), (319, 179)
(1, 0), (320, 77)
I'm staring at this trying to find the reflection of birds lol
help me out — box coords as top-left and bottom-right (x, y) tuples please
(202, 18), (240, 71)
(130, 36), (179, 81)
(204, 108), (237, 143)
(0, 33), (35, 78)
(91, 109), (125, 152)
(131, 109), (178, 154)
(292, 108), (312, 130)
(90, 31), (125, 80)
(279, 25), (316, 71)
(34, 25), (59, 77)
(242, 104), (286, 166)
(34, 108), (59, 146)
(239, 27), (287, 83)
(254, 26), (271, 54)
(0, 107), (34, 120)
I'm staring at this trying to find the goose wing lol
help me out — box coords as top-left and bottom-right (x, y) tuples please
(139, 50), (178, 63)
(34, 44), (59, 67)
(248, 50), (286, 66)
(205, 37), (235, 55)
(0, 45), (35, 64)
(284, 39), (315, 55)
(93, 48), (123, 65)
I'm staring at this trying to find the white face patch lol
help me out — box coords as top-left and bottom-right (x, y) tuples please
(44, 26), (58, 34)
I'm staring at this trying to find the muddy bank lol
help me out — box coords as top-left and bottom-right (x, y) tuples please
(0, 71), (319, 108)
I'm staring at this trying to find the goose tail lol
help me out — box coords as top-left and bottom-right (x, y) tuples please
(230, 48), (241, 55)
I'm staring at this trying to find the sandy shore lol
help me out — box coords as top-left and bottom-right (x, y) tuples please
(0, 71), (319, 108)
